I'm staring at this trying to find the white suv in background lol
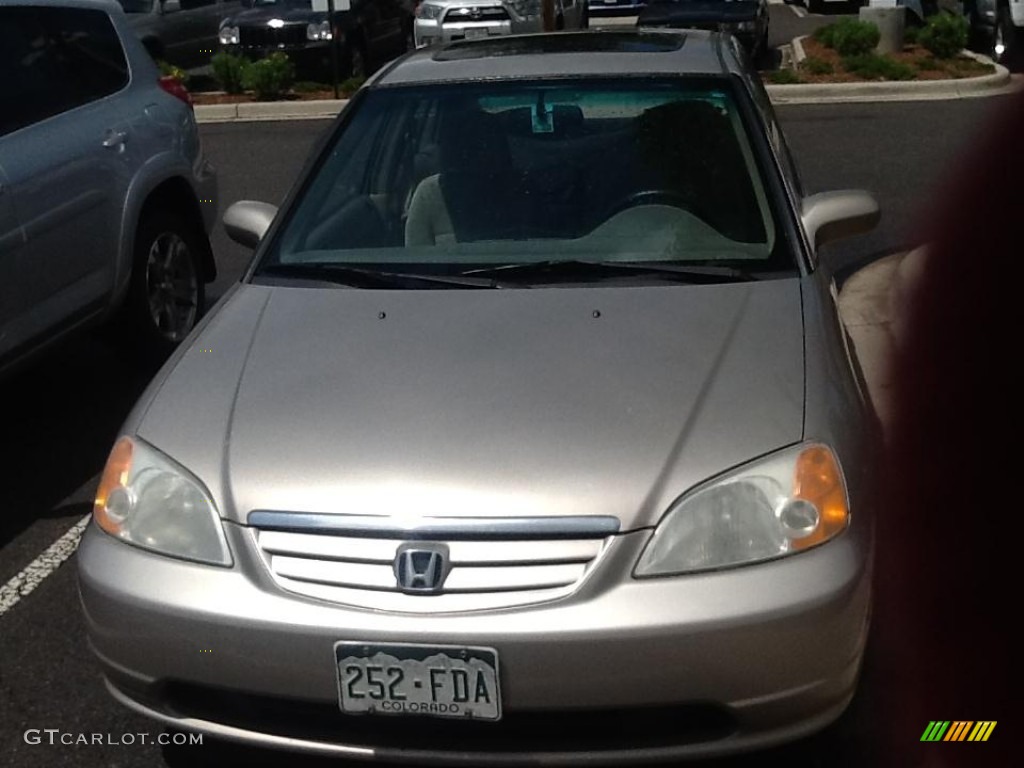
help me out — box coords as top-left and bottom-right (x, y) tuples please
(413, 0), (586, 48)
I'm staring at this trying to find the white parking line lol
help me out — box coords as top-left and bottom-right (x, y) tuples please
(0, 514), (91, 617)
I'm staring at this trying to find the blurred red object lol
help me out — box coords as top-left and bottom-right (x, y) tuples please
(874, 90), (1020, 767)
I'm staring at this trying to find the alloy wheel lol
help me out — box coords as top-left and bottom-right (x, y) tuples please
(145, 231), (198, 343)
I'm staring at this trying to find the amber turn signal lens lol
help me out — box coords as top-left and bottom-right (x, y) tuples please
(94, 437), (134, 535)
(791, 444), (849, 550)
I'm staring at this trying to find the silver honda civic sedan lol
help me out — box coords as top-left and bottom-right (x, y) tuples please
(78, 30), (881, 764)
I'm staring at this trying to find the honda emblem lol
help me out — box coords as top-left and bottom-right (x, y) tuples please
(394, 544), (449, 594)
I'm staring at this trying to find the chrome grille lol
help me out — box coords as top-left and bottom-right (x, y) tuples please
(239, 25), (307, 48)
(442, 6), (511, 23)
(249, 513), (616, 612)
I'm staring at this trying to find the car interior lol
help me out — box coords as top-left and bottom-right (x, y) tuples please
(276, 82), (779, 267)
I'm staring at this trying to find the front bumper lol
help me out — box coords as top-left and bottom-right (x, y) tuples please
(414, 18), (514, 47)
(79, 517), (870, 763)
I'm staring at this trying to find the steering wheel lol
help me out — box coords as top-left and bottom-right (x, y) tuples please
(602, 189), (697, 221)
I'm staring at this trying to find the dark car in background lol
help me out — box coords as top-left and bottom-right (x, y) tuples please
(218, 0), (413, 78)
(119, 0), (243, 68)
(637, 0), (768, 63)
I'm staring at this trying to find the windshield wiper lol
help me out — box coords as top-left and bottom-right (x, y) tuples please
(460, 260), (759, 284)
(257, 262), (501, 289)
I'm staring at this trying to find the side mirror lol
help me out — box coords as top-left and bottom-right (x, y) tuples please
(223, 201), (278, 250)
(161, 0), (182, 13)
(801, 190), (880, 251)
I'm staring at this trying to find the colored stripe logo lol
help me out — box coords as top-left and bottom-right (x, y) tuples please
(921, 721), (996, 742)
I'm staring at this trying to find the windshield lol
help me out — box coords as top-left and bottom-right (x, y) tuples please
(259, 78), (794, 283)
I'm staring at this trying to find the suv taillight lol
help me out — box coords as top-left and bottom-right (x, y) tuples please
(159, 75), (193, 108)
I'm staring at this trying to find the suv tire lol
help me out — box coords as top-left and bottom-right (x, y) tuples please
(126, 208), (206, 349)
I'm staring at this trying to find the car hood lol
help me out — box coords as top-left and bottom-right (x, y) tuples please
(230, 7), (327, 25)
(638, 1), (759, 24)
(137, 280), (804, 531)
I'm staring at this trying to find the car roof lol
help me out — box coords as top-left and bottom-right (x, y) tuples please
(372, 30), (744, 88)
(0, 0), (122, 11)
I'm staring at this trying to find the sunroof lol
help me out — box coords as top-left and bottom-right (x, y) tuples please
(433, 32), (687, 62)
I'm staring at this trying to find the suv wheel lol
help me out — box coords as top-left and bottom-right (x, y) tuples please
(127, 209), (205, 348)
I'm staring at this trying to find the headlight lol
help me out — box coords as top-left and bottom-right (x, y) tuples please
(306, 20), (333, 41)
(218, 25), (240, 45)
(415, 2), (445, 20)
(635, 443), (850, 576)
(94, 437), (232, 567)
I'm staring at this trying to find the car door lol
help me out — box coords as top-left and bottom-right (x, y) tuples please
(0, 4), (134, 361)
(0, 165), (25, 355)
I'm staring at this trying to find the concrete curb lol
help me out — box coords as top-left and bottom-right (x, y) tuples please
(767, 36), (1015, 104)
(196, 98), (350, 124)
(836, 247), (929, 435)
(791, 34), (809, 66)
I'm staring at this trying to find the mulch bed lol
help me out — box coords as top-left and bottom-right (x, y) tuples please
(794, 36), (994, 83)
(192, 89), (347, 105)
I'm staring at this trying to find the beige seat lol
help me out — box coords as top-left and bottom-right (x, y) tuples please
(405, 107), (518, 246)
(405, 174), (455, 246)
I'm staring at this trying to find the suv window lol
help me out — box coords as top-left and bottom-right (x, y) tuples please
(0, 7), (129, 138)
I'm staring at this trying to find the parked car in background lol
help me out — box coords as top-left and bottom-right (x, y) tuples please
(0, 0), (217, 377)
(80, 30), (881, 763)
(119, 0), (243, 68)
(588, 0), (646, 17)
(962, 0), (1023, 65)
(218, 0), (413, 78)
(637, 0), (769, 64)
(414, 0), (586, 48)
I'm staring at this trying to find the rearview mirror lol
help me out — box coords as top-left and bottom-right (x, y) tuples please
(223, 201), (279, 250)
(801, 190), (880, 251)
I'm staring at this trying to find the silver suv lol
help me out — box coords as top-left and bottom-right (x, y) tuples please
(0, 0), (217, 376)
(414, 0), (586, 47)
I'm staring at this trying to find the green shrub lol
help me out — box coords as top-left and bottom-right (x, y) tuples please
(339, 76), (366, 95)
(802, 56), (834, 75)
(242, 52), (295, 100)
(767, 68), (802, 84)
(813, 23), (838, 48)
(903, 25), (920, 45)
(814, 18), (880, 56)
(842, 53), (916, 80)
(916, 55), (941, 71)
(918, 12), (969, 59)
(833, 19), (881, 56)
(157, 60), (189, 86)
(210, 51), (250, 94)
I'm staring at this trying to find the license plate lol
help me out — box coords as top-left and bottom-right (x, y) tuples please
(335, 642), (502, 720)
(464, 27), (488, 38)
